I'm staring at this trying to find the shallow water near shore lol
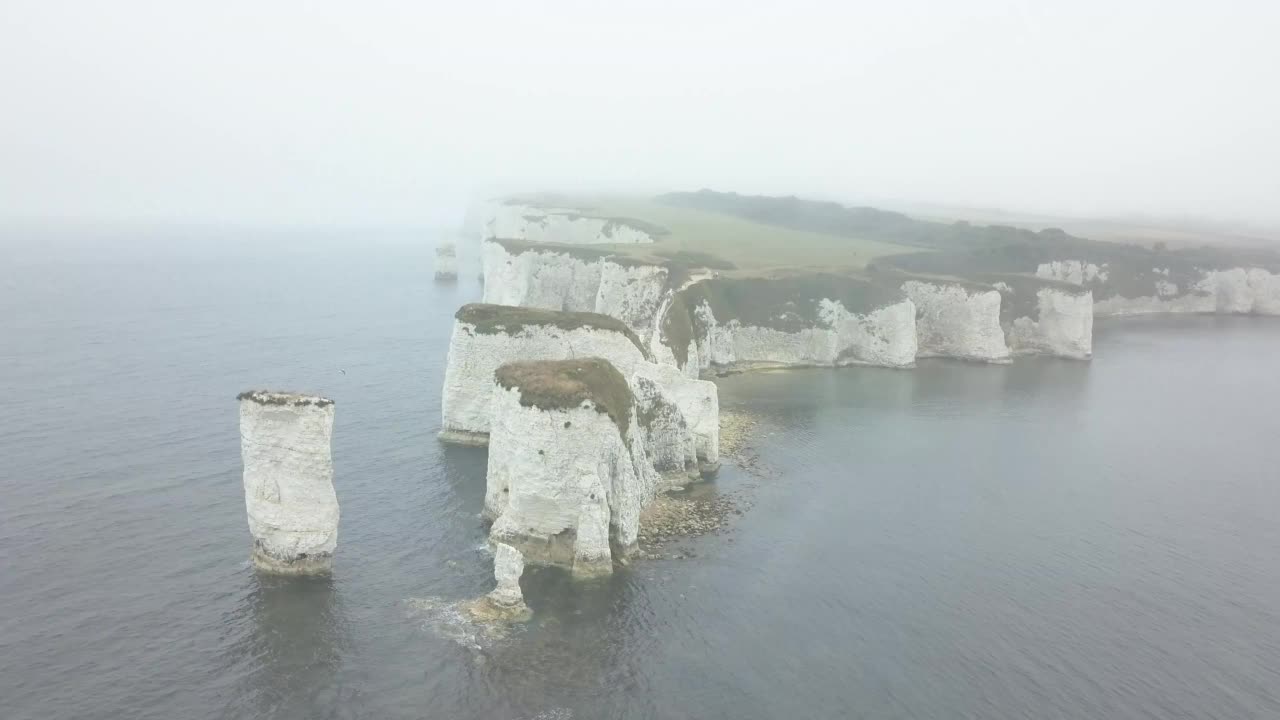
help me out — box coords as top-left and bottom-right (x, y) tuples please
(4, 229), (1280, 719)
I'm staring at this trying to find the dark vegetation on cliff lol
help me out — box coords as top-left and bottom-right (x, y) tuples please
(489, 237), (617, 264)
(658, 189), (1060, 252)
(969, 273), (1088, 325)
(490, 237), (734, 279)
(237, 390), (334, 408)
(456, 304), (651, 359)
(660, 274), (906, 365)
(495, 358), (634, 438)
(661, 190), (1280, 297)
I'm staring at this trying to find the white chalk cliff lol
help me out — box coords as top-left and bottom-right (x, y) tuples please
(632, 361), (720, 472)
(486, 204), (657, 245)
(902, 281), (1011, 362)
(434, 242), (457, 281)
(683, 296), (918, 373)
(238, 391), (339, 574)
(440, 303), (720, 473)
(481, 239), (672, 350)
(484, 359), (661, 577)
(1037, 261), (1280, 317)
(1003, 286), (1094, 359)
(439, 304), (650, 445)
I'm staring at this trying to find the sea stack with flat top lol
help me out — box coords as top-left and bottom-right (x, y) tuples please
(238, 390), (339, 574)
(484, 358), (661, 577)
(434, 242), (458, 281)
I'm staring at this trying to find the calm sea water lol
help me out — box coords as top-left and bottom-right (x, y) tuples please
(3, 227), (1280, 720)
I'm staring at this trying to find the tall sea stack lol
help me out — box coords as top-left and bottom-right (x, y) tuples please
(238, 390), (339, 574)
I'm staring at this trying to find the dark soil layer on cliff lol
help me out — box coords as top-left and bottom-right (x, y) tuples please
(495, 358), (634, 437)
(236, 390), (334, 408)
(456, 303), (650, 358)
(488, 237), (618, 264)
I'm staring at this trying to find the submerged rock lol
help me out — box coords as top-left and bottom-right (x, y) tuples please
(237, 390), (339, 574)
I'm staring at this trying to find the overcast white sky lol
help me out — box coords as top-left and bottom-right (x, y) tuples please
(2, 0), (1277, 227)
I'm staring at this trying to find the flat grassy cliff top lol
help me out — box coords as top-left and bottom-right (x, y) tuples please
(500, 193), (915, 273)
(456, 303), (650, 359)
(495, 358), (633, 438)
(498, 189), (1280, 282)
(238, 390), (334, 408)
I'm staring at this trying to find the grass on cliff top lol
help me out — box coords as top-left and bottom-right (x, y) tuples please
(520, 196), (916, 274)
(495, 358), (633, 439)
(456, 304), (650, 359)
(237, 390), (334, 408)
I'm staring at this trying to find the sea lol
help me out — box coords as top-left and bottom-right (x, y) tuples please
(3, 226), (1279, 719)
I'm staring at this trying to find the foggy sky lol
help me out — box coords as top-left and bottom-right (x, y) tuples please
(2, 0), (1278, 228)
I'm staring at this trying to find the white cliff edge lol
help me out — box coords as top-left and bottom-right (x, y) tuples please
(902, 281), (1011, 363)
(682, 297), (918, 374)
(487, 204), (657, 245)
(439, 304), (650, 445)
(1037, 262), (1280, 317)
(440, 304), (720, 473)
(238, 391), (339, 575)
(484, 359), (661, 577)
(481, 239), (673, 350)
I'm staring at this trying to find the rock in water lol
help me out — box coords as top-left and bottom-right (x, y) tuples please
(490, 543), (526, 606)
(466, 542), (533, 623)
(237, 390), (339, 574)
(434, 242), (458, 281)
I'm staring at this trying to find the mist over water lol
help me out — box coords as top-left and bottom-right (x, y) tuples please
(3, 230), (1280, 719)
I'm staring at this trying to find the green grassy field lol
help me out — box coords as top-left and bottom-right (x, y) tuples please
(554, 196), (918, 275)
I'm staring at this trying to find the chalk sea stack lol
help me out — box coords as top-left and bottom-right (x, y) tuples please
(434, 242), (458, 281)
(466, 543), (532, 622)
(484, 358), (661, 577)
(237, 390), (339, 574)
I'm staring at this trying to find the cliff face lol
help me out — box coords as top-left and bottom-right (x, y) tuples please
(901, 281), (1010, 362)
(481, 239), (674, 351)
(484, 359), (661, 576)
(662, 275), (918, 375)
(1005, 287), (1094, 359)
(486, 204), (658, 245)
(440, 304), (720, 473)
(439, 304), (650, 445)
(1037, 261), (1280, 317)
(978, 275), (1094, 359)
(238, 391), (339, 574)
(482, 239), (605, 313)
(632, 362), (720, 472)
